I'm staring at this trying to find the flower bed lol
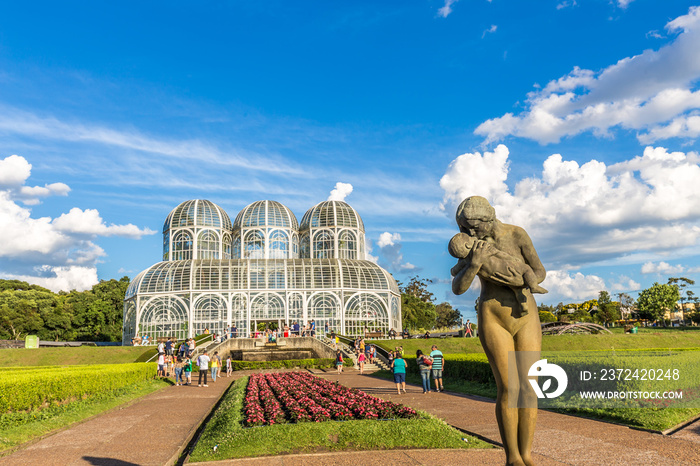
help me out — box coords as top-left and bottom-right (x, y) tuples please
(243, 372), (417, 426)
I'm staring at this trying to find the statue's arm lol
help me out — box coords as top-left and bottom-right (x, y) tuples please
(517, 227), (546, 283)
(452, 259), (481, 295)
(452, 241), (492, 295)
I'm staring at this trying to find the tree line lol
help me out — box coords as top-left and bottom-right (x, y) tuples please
(0, 278), (129, 342)
(399, 276), (463, 331)
(537, 277), (700, 326)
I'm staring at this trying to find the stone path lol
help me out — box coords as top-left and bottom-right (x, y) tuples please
(2, 368), (699, 465)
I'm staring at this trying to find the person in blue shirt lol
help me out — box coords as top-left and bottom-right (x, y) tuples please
(391, 351), (407, 395)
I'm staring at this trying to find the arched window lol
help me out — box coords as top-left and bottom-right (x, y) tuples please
(163, 234), (170, 261)
(232, 235), (241, 259)
(300, 233), (310, 258)
(193, 294), (226, 336)
(291, 233), (299, 259)
(222, 233), (232, 259)
(244, 230), (265, 259)
(231, 294), (248, 337)
(344, 293), (388, 336)
(251, 293), (285, 320)
(139, 296), (189, 341)
(173, 231), (193, 260)
(308, 292), (340, 332)
(313, 230), (334, 259)
(198, 230), (220, 259)
(338, 230), (357, 259)
(269, 230), (289, 259)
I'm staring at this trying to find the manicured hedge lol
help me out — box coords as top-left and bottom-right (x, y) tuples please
(0, 363), (157, 413)
(230, 358), (351, 371)
(404, 353), (494, 385)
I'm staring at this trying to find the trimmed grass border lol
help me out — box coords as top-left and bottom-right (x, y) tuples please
(0, 378), (171, 454)
(188, 376), (492, 462)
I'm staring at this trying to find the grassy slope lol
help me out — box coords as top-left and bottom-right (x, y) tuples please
(376, 330), (700, 356)
(188, 377), (492, 462)
(1, 346), (151, 367)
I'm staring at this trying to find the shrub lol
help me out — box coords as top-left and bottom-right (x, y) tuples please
(0, 363), (156, 413)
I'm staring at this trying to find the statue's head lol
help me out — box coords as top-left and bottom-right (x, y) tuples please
(456, 196), (496, 239)
(448, 232), (475, 258)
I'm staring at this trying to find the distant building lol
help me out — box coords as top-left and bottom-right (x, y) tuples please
(122, 200), (401, 344)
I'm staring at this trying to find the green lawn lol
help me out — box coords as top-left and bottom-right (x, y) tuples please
(0, 378), (170, 454)
(1, 346), (152, 367)
(187, 376), (492, 462)
(375, 330), (700, 356)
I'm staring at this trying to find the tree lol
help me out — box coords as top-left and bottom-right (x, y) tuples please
(399, 276), (435, 303)
(401, 294), (437, 330)
(435, 302), (461, 328)
(399, 276), (437, 330)
(637, 282), (680, 325)
(617, 293), (636, 319)
(668, 277), (697, 322)
(594, 291), (620, 325)
(539, 310), (557, 323)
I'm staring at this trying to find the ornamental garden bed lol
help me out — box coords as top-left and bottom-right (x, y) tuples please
(188, 373), (491, 462)
(244, 372), (417, 425)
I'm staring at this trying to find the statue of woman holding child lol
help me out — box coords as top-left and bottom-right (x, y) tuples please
(450, 196), (547, 466)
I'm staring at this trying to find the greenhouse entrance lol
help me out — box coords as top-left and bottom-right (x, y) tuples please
(251, 320), (284, 337)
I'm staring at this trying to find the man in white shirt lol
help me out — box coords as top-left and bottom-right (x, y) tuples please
(197, 350), (210, 387)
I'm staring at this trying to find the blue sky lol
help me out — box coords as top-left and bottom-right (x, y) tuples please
(2, 1), (700, 320)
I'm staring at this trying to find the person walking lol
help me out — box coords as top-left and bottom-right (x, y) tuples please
(183, 356), (192, 385)
(465, 319), (473, 338)
(357, 351), (366, 374)
(226, 355), (232, 377)
(197, 350), (210, 387)
(174, 356), (184, 386)
(178, 341), (187, 359)
(416, 349), (433, 393)
(429, 344), (445, 392)
(335, 350), (344, 374)
(188, 338), (195, 357)
(210, 351), (221, 382)
(391, 351), (407, 395)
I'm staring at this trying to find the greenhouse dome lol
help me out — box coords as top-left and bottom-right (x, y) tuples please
(123, 199), (400, 344)
(232, 200), (299, 260)
(162, 200), (233, 261)
(299, 200), (366, 260)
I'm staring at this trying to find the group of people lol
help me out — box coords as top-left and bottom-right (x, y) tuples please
(352, 337), (377, 374)
(154, 337), (233, 388)
(389, 344), (444, 395)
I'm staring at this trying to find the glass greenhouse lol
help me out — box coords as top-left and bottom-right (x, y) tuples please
(123, 199), (401, 343)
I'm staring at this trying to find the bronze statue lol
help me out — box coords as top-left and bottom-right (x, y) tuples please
(451, 196), (546, 466)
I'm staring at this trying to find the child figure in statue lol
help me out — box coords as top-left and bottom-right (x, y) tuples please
(449, 232), (547, 314)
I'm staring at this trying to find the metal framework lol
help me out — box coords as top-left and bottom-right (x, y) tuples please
(123, 199), (401, 343)
(540, 322), (613, 335)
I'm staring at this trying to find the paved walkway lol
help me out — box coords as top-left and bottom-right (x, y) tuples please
(0, 374), (236, 466)
(2, 368), (699, 465)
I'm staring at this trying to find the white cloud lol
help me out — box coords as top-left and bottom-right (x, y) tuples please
(440, 145), (700, 268)
(543, 270), (606, 301)
(482, 25), (497, 38)
(439, 144), (510, 211)
(438, 0), (458, 18)
(617, 0), (635, 9)
(556, 1), (577, 10)
(0, 266), (98, 293)
(0, 154), (155, 291)
(475, 6), (700, 145)
(0, 154), (71, 204)
(640, 261), (685, 274)
(609, 276), (641, 292)
(52, 208), (155, 238)
(327, 182), (354, 202)
(376, 232), (418, 273)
